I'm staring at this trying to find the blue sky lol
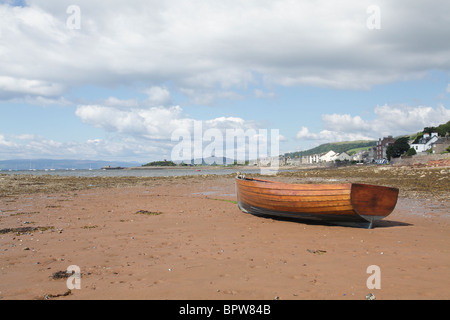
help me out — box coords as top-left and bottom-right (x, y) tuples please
(0, 0), (449, 162)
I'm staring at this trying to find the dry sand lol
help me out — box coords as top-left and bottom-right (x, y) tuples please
(0, 165), (449, 300)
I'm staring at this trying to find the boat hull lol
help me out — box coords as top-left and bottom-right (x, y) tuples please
(235, 176), (399, 228)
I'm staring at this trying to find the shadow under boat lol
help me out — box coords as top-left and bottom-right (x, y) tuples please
(243, 209), (412, 229)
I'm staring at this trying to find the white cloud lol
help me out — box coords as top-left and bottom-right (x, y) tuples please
(73, 94), (270, 161)
(297, 104), (450, 143)
(1, 1), (449, 102)
(75, 104), (193, 140)
(296, 126), (372, 142)
(0, 132), (172, 162)
(75, 103), (261, 141)
(0, 76), (65, 98)
(143, 86), (172, 107)
(0, 134), (15, 147)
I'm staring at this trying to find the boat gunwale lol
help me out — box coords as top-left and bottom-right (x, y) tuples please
(236, 176), (399, 193)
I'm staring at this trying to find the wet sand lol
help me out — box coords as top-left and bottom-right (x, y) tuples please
(0, 165), (449, 300)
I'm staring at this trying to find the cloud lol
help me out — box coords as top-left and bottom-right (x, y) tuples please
(0, 103), (267, 162)
(75, 102), (261, 141)
(143, 86), (172, 107)
(1, 1), (449, 102)
(297, 104), (450, 143)
(75, 104), (191, 140)
(0, 76), (65, 99)
(0, 134), (15, 147)
(0, 132), (173, 161)
(73, 94), (271, 161)
(296, 127), (372, 142)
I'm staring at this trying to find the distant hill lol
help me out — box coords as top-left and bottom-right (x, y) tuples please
(285, 140), (377, 158)
(284, 121), (450, 159)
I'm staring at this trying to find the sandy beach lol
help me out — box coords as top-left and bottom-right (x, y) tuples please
(0, 164), (449, 300)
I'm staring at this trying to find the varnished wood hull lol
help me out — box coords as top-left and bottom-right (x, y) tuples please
(235, 176), (399, 228)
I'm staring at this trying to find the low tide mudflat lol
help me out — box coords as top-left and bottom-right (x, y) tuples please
(0, 164), (448, 300)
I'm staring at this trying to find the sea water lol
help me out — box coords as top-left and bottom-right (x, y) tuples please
(0, 167), (270, 178)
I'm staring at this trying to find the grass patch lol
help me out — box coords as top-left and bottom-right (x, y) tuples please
(42, 289), (72, 300)
(81, 225), (98, 229)
(9, 211), (40, 217)
(135, 210), (163, 216)
(207, 198), (238, 204)
(0, 226), (54, 235)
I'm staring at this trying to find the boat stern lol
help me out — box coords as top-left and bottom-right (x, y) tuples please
(350, 183), (399, 226)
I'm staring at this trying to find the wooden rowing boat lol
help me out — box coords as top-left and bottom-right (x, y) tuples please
(235, 175), (399, 228)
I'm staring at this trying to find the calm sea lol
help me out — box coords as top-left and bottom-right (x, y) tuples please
(0, 167), (272, 178)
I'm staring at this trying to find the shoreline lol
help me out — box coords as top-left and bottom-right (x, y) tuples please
(1, 164), (448, 200)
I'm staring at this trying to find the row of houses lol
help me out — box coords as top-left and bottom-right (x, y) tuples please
(252, 150), (354, 167)
(297, 150), (353, 164)
(364, 132), (450, 163)
(377, 132), (450, 157)
(251, 132), (449, 167)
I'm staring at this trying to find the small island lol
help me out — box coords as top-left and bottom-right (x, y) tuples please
(142, 160), (177, 167)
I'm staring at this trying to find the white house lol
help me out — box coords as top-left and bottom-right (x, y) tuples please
(333, 152), (352, 162)
(410, 133), (439, 153)
(319, 150), (337, 162)
(303, 154), (320, 164)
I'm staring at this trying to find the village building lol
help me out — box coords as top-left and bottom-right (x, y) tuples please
(352, 147), (376, 163)
(319, 150), (337, 162)
(431, 135), (450, 154)
(410, 132), (439, 153)
(285, 156), (302, 166)
(333, 152), (352, 162)
(376, 136), (396, 160)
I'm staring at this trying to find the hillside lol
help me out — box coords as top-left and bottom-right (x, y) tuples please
(410, 120), (450, 143)
(285, 140), (377, 158)
(284, 121), (450, 159)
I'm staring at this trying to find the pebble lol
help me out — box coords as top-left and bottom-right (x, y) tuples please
(366, 293), (376, 300)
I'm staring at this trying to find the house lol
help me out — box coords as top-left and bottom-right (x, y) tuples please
(333, 152), (352, 162)
(319, 150), (337, 162)
(285, 156), (302, 166)
(410, 132), (439, 153)
(353, 147), (376, 163)
(376, 136), (396, 160)
(431, 136), (450, 154)
(352, 150), (365, 162)
(367, 147), (376, 163)
(303, 154), (320, 164)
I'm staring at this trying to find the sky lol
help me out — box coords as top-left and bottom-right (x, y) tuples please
(0, 0), (449, 163)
